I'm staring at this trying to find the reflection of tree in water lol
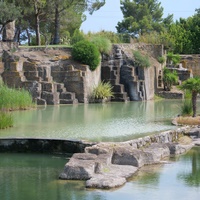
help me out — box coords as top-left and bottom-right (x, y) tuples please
(178, 147), (200, 187)
(130, 164), (162, 186)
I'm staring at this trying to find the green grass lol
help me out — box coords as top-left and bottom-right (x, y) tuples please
(0, 84), (35, 111)
(180, 99), (192, 116)
(0, 112), (13, 129)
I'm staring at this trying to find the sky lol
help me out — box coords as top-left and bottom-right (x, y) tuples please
(81, 0), (200, 33)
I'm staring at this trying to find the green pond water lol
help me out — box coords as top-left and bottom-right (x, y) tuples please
(0, 147), (200, 200)
(0, 100), (188, 142)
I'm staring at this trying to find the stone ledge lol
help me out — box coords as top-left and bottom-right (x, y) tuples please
(59, 127), (194, 189)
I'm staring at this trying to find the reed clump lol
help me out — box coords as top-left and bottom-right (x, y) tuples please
(0, 112), (13, 129)
(0, 84), (35, 129)
(0, 84), (35, 111)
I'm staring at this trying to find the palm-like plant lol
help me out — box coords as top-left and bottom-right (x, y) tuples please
(163, 67), (178, 91)
(179, 77), (200, 117)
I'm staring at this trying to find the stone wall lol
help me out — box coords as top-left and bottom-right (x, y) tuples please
(181, 54), (200, 76)
(0, 138), (95, 153)
(1, 48), (101, 104)
(0, 126), (190, 154)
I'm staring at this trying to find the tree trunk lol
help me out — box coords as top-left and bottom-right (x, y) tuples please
(53, 4), (60, 44)
(26, 29), (31, 46)
(35, 14), (41, 45)
(34, 1), (41, 45)
(192, 92), (197, 117)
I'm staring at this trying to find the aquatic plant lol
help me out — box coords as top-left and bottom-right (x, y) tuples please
(0, 112), (13, 129)
(180, 99), (192, 116)
(0, 84), (35, 111)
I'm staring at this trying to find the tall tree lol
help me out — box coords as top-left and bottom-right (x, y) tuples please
(50, 0), (105, 44)
(0, 1), (21, 37)
(116, 0), (164, 36)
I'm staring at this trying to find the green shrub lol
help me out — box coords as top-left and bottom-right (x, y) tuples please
(90, 36), (112, 54)
(71, 29), (85, 45)
(91, 82), (113, 99)
(0, 84), (35, 111)
(181, 99), (192, 116)
(0, 112), (13, 129)
(163, 67), (178, 91)
(133, 51), (151, 68)
(157, 56), (165, 64)
(72, 40), (100, 71)
(167, 52), (180, 65)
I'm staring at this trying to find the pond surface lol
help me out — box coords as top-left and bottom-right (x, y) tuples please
(0, 147), (200, 200)
(0, 100), (187, 142)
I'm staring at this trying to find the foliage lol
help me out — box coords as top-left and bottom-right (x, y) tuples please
(0, 112), (13, 129)
(133, 51), (150, 68)
(116, 0), (164, 36)
(71, 29), (85, 45)
(157, 56), (165, 64)
(90, 36), (112, 54)
(0, 1), (21, 35)
(0, 84), (34, 111)
(179, 77), (200, 117)
(181, 99), (192, 116)
(72, 40), (100, 71)
(163, 67), (178, 91)
(91, 82), (113, 99)
(167, 52), (180, 65)
(85, 31), (128, 43)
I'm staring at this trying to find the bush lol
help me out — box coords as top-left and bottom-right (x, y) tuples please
(71, 29), (85, 45)
(157, 56), (165, 64)
(167, 52), (180, 65)
(90, 36), (112, 54)
(72, 40), (100, 71)
(0, 112), (13, 129)
(0, 84), (35, 111)
(91, 82), (113, 99)
(163, 67), (178, 91)
(133, 51), (151, 68)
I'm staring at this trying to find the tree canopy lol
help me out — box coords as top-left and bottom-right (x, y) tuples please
(0, 1), (21, 35)
(116, 0), (165, 36)
(0, 0), (105, 45)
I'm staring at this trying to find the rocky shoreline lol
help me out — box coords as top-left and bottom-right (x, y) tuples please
(59, 126), (200, 189)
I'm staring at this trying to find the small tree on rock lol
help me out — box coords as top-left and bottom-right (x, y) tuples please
(179, 77), (200, 117)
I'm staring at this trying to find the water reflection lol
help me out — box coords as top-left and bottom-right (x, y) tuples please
(178, 147), (200, 187)
(1, 148), (200, 200)
(0, 100), (187, 141)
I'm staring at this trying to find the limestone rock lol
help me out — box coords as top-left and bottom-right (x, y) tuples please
(59, 153), (97, 180)
(166, 143), (193, 155)
(111, 146), (153, 167)
(86, 175), (126, 189)
(188, 128), (200, 138)
(143, 143), (170, 164)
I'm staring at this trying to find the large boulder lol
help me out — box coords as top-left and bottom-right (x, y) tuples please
(59, 153), (97, 180)
(111, 146), (154, 167)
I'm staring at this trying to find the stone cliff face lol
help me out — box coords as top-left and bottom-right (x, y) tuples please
(101, 43), (164, 101)
(0, 43), (164, 105)
(1, 47), (101, 105)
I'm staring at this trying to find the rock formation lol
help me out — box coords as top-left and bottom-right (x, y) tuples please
(59, 127), (194, 189)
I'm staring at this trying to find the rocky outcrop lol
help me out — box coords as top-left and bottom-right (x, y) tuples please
(59, 127), (194, 189)
(101, 43), (164, 101)
(1, 48), (101, 104)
